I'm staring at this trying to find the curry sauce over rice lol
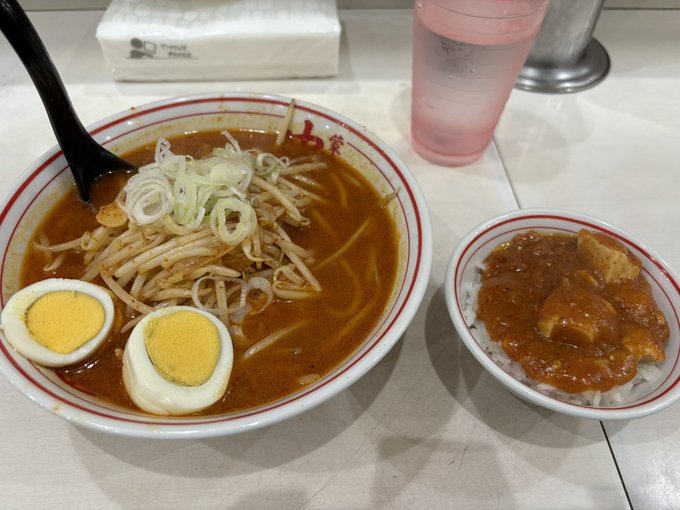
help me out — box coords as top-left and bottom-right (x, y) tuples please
(20, 130), (399, 414)
(476, 230), (668, 394)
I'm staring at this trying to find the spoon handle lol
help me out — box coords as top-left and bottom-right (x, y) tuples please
(0, 0), (134, 202)
(0, 0), (93, 159)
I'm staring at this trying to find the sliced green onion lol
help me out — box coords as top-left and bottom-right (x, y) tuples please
(122, 133), (291, 244)
(209, 197), (256, 245)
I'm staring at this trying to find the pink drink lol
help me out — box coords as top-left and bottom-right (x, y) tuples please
(411, 0), (549, 165)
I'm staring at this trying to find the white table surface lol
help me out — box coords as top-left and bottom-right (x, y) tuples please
(0, 8), (678, 510)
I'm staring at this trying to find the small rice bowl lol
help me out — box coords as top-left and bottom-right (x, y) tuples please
(445, 209), (680, 420)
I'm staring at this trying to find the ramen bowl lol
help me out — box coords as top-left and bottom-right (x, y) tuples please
(444, 208), (680, 420)
(0, 93), (432, 438)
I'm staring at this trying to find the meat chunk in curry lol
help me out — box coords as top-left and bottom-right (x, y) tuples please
(577, 229), (641, 284)
(537, 277), (618, 349)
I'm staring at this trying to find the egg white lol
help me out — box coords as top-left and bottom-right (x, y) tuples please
(0, 278), (115, 367)
(122, 306), (233, 415)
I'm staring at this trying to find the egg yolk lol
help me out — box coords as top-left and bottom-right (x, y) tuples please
(26, 291), (106, 354)
(144, 311), (220, 387)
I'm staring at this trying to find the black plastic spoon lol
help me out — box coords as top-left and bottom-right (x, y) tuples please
(0, 0), (135, 202)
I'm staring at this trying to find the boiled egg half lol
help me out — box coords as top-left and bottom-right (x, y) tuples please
(0, 278), (115, 367)
(122, 306), (233, 415)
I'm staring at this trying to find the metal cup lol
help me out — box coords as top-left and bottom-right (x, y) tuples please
(516, 0), (610, 93)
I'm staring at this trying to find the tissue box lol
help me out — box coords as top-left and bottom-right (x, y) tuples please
(96, 0), (342, 81)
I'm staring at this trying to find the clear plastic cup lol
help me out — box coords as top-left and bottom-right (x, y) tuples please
(411, 0), (550, 166)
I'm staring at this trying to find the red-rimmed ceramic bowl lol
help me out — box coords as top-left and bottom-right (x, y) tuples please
(0, 93), (432, 438)
(444, 208), (680, 420)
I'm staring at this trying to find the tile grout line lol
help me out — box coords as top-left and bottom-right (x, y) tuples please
(600, 421), (634, 510)
(492, 138), (522, 209)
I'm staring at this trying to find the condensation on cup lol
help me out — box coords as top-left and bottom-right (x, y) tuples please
(411, 0), (550, 166)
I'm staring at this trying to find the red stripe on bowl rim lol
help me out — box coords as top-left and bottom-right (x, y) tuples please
(453, 213), (680, 411)
(0, 95), (426, 428)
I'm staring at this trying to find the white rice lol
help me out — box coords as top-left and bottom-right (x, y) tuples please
(463, 269), (661, 407)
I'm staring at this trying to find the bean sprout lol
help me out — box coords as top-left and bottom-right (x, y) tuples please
(41, 131), (330, 333)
